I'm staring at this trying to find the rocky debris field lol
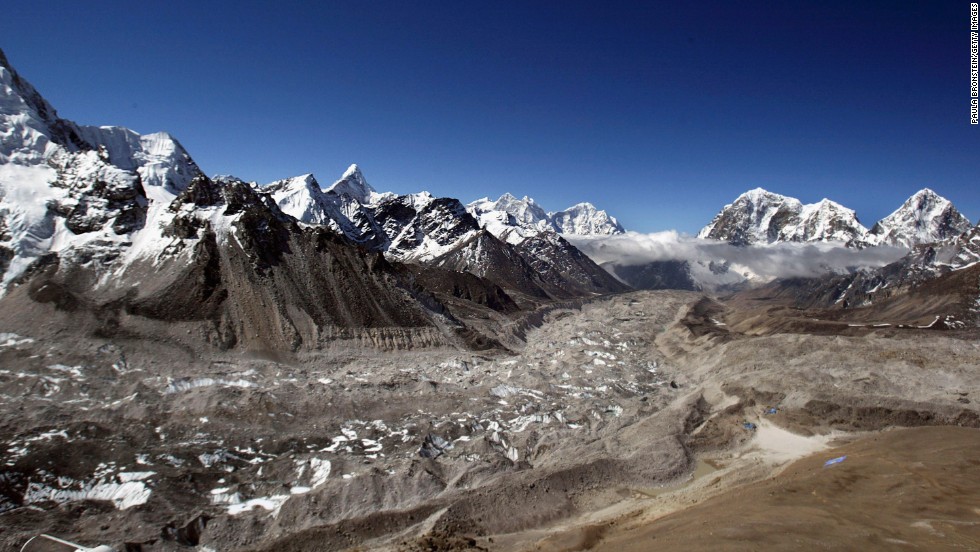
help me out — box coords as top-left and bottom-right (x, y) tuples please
(0, 291), (697, 550)
(1, 290), (979, 551)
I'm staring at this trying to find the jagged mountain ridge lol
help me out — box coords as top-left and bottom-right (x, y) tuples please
(467, 193), (625, 238)
(699, 187), (972, 248)
(732, 220), (980, 330)
(0, 48), (628, 353)
(809, 222), (980, 311)
(265, 168), (629, 303)
(595, 187), (973, 296)
(0, 45), (455, 350)
(15, 171), (468, 351)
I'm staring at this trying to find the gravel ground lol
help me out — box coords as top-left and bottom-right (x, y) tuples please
(1, 290), (977, 551)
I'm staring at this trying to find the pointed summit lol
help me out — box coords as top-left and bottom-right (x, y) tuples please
(869, 188), (972, 247)
(0, 48), (55, 122)
(342, 163), (364, 180)
(326, 163), (380, 204)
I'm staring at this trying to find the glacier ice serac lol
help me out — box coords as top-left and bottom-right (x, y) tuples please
(698, 187), (972, 248)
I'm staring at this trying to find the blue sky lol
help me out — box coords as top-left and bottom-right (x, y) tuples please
(2, 1), (977, 233)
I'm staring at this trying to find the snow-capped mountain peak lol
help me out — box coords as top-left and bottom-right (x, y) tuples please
(549, 202), (625, 236)
(700, 186), (972, 249)
(1, 50), (86, 165)
(786, 198), (867, 244)
(470, 193), (550, 228)
(75, 128), (199, 194)
(868, 188), (972, 248)
(326, 163), (382, 204)
(742, 187), (792, 203)
(0, 48), (207, 289)
(697, 188), (810, 245)
(467, 194), (625, 242)
(264, 173), (338, 226)
(295, 172), (320, 188)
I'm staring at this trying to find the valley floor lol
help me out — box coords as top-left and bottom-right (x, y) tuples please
(528, 425), (980, 552)
(1, 290), (978, 551)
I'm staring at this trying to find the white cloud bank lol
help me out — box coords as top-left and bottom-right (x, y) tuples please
(567, 231), (908, 289)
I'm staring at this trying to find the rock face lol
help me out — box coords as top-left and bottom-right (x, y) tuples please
(131, 175), (453, 351)
(698, 187), (971, 249)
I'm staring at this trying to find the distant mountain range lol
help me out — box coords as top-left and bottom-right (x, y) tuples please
(580, 187), (978, 315)
(732, 220), (980, 330)
(2, 44), (979, 351)
(698, 187), (972, 248)
(468, 193), (624, 237)
(794, 221), (980, 309)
